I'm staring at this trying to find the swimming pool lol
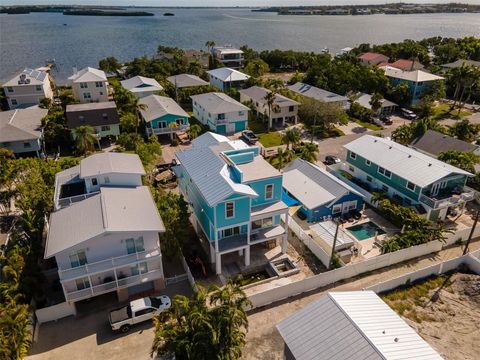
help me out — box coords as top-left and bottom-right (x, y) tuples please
(346, 221), (386, 241)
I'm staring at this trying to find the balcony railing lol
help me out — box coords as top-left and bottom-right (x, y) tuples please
(420, 189), (475, 210)
(56, 191), (99, 210)
(64, 268), (164, 302)
(216, 118), (229, 124)
(146, 124), (188, 135)
(58, 249), (161, 281)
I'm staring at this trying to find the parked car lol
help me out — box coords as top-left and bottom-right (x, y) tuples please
(324, 155), (341, 165)
(401, 108), (417, 120)
(381, 115), (393, 125)
(241, 130), (258, 144)
(109, 295), (171, 332)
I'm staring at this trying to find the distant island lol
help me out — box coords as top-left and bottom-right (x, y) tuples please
(0, 5), (153, 16)
(64, 10), (154, 17)
(253, 2), (480, 15)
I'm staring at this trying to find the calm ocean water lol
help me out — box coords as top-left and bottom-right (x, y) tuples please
(1, 8), (479, 83)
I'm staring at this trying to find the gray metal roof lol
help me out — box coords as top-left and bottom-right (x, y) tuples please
(3, 68), (48, 87)
(283, 159), (362, 210)
(440, 59), (480, 68)
(79, 153), (145, 178)
(66, 101), (119, 128)
(410, 130), (477, 157)
(277, 291), (442, 360)
(288, 82), (348, 103)
(167, 74), (209, 88)
(206, 68), (250, 82)
(0, 108), (46, 142)
(344, 135), (471, 188)
(355, 92), (397, 110)
(191, 132), (231, 148)
(191, 92), (249, 114)
(236, 155), (281, 182)
(239, 86), (300, 107)
(139, 95), (189, 122)
(120, 75), (163, 93)
(309, 221), (355, 250)
(45, 186), (164, 258)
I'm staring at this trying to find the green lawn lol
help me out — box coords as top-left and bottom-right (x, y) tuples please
(353, 119), (384, 131)
(258, 132), (284, 147)
(431, 103), (471, 120)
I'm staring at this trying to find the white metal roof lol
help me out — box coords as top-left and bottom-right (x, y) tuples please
(277, 291), (443, 360)
(0, 108), (46, 142)
(167, 74), (209, 88)
(3, 68), (48, 87)
(80, 153), (145, 178)
(45, 186), (164, 258)
(355, 92), (397, 110)
(283, 159), (362, 210)
(288, 82), (348, 103)
(381, 66), (444, 83)
(139, 95), (189, 122)
(344, 135), (471, 188)
(207, 68), (250, 82)
(68, 67), (107, 83)
(239, 86), (300, 107)
(191, 131), (230, 148)
(120, 76), (163, 93)
(191, 92), (249, 114)
(309, 221), (354, 250)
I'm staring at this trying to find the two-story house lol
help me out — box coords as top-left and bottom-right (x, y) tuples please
(66, 102), (120, 140)
(288, 82), (350, 110)
(120, 75), (163, 99)
(339, 135), (473, 221)
(206, 68), (250, 91)
(212, 46), (244, 69)
(68, 67), (109, 103)
(381, 66), (445, 105)
(239, 86), (300, 128)
(2, 68), (54, 109)
(191, 92), (249, 134)
(45, 153), (165, 304)
(174, 132), (289, 274)
(139, 95), (190, 138)
(0, 108), (47, 156)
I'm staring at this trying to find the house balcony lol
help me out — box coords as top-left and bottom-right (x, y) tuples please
(250, 225), (286, 244)
(215, 225), (286, 254)
(216, 118), (229, 124)
(146, 124), (189, 135)
(420, 188), (475, 210)
(58, 249), (162, 282)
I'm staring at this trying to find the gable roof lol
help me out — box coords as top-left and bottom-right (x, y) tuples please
(277, 291), (442, 360)
(410, 130), (477, 157)
(283, 158), (362, 209)
(68, 67), (107, 83)
(440, 59), (480, 69)
(239, 86), (300, 107)
(358, 52), (389, 62)
(45, 186), (164, 258)
(191, 132), (230, 148)
(382, 66), (444, 82)
(79, 152), (145, 178)
(120, 76), (163, 93)
(390, 59), (424, 71)
(66, 101), (119, 128)
(167, 74), (209, 88)
(3, 68), (48, 87)
(0, 108), (46, 143)
(288, 82), (348, 103)
(207, 68), (250, 82)
(344, 135), (471, 187)
(191, 92), (249, 114)
(139, 95), (189, 122)
(355, 92), (397, 110)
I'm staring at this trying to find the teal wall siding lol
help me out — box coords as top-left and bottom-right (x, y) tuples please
(346, 150), (422, 200)
(248, 176), (283, 207)
(224, 147), (260, 157)
(234, 121), (247, 132)
(228, 152), (255, 165)
(147, 113), (189, 129)
(388, 78), (442, 105)
(421, 175), (468, 196)
(217, 124), (226, 133)
(215, 196), (251, 229)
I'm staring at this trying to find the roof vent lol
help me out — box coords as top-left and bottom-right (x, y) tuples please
(428, 163), (432, 166)
(389, 146), (392, 149)
(394, 337), (399, 342)
(408, 155), (412, 158)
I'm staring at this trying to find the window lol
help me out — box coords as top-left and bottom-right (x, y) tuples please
(378, 167), (392, 179)
(289, 105), (295, 112)
(349, 166), (355, 172)
(83, 92), (91, 100)
(251, 217), (273, 231)
(99, 92), (104, 95)
(135, 308), (155, 316)
(36, 85), (42, 91)
(23, 142), (31, 148)
(239, 111), (245, 116)
(346, 201), (357, 211)
(69, 250), (87, 268)
(126, 237), (145, 254)
(265, 184), (274, 200)
(104, 176), (110, 184)
(365, 160), (371, 166)
(91, 178), (98, 186)
(75, 277), (90, 291)
(382, 185), (389, 193)
(80, 82), (88, 89)
(176, 119), (184, 125)
(332, 204), (342, 214)
(95, 81), (103, 88)
(101, 125), (110, 131)
(218, 113), (225, 120)
(6, 87), (13, 93)
(11, 99), (18, 105)
(225, 202), (234, 218)
(350, 152), (357, 160)
(131, 262), (148, 276)
(366, 175), (372, 182)
(406, 181), (416, 191)
(222, 226), (240, 238)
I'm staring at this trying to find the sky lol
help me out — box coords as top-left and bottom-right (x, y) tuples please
(3, 0), (480, 7)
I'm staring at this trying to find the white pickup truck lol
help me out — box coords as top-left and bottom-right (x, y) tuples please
(109, 295), (171, 332)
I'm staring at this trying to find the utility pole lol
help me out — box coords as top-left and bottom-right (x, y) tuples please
(463, 209), (480, 255)
(328, 220), (340, 270)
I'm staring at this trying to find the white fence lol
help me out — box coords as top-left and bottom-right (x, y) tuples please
(181, 256), (196, 290)
(35, 302), (76, 324)
(444, 224), (480, 247)
(248, 239), (443, 309)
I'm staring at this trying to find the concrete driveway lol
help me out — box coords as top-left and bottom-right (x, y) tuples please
(28, 281), (192, 360)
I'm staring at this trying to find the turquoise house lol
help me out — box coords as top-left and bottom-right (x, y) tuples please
(174, 132), (288, 274)
(340, 135), (473, 221)
(139, 95), (190, 137)
(382, 66), (445, 105)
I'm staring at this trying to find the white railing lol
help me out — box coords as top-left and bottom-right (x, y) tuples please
(420, 188), (475, 210)
(58, 249), (161, 281)
(216, 118), (229, 124)
(56, 191), (99, 210)
(146, 124), (189, 135)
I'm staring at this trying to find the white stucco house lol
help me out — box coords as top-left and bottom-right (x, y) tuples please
(68, 67), (109, 103)
(206, 68), (250, 91)
(120, 76), (164, 98)
(46, 153), (166, 305)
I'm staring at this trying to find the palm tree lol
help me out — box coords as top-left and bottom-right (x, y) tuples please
(73, 125), (96, 156)
(126, 96), (148, 134)
(282, 128), (301, 150)
(264, 90), (278, 130)
(205, 40), (216, 53)
(369, 92), (384, 116)
(298, 143), (318, 162)
(187, 60), (202, 76)
(187, 124), (202, 140)
(270, 148), (294, 169)
(0, 301), (31, 360)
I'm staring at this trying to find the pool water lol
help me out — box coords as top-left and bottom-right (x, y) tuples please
(347, 221), (386, 241)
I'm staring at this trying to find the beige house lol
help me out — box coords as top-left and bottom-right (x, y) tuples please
(2, 68), (54, 109)
(239, 86), (300, 128)
(69, 67), (109, 103)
